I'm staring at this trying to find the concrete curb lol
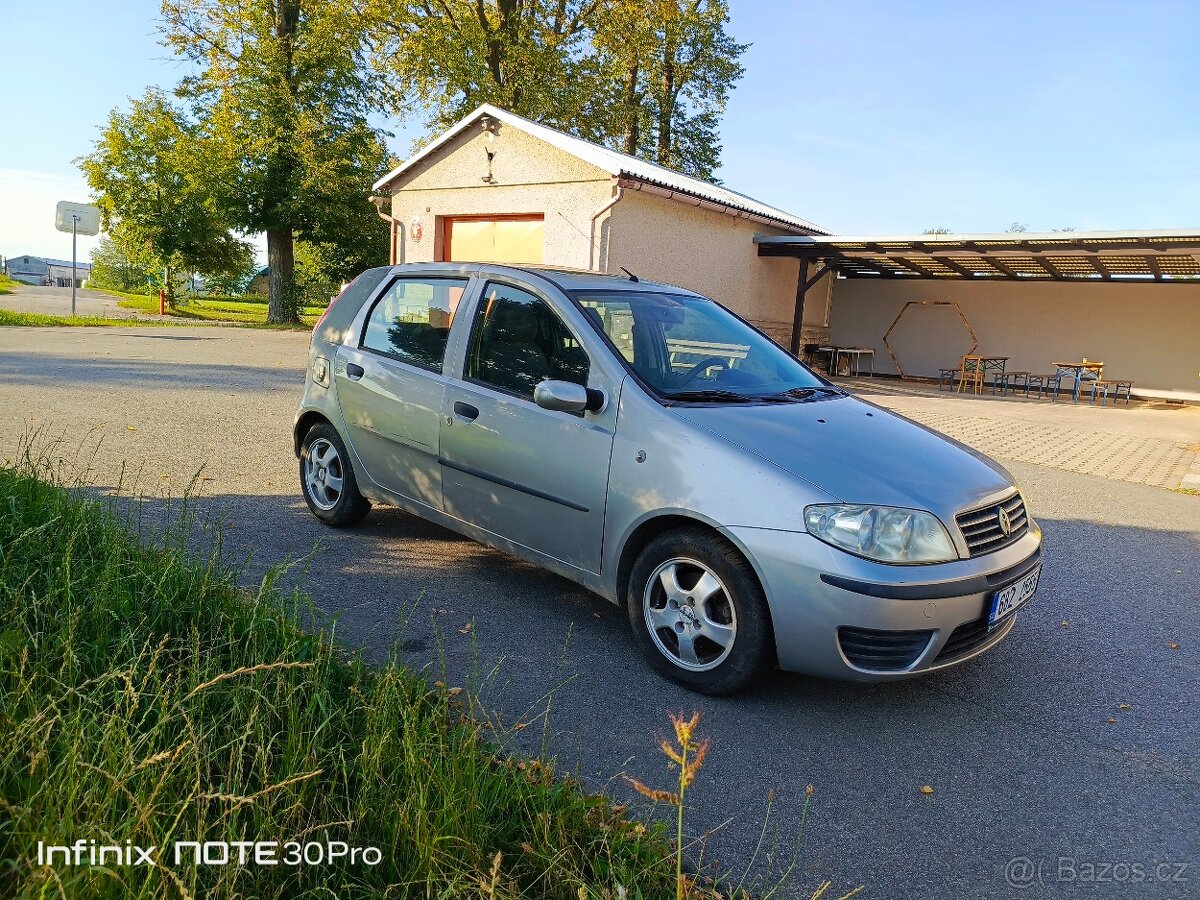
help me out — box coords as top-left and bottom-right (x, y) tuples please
(1183, 460), (1200, 490)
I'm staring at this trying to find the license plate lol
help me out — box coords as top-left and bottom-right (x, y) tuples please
(989, 565), (1040, 627)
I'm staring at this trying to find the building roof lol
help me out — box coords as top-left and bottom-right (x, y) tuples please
(755, 229), (1200, 282)
(373, 104), (825, 235)
(5, 254), (91, 270)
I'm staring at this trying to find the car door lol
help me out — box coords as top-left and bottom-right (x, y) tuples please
(439, 279), (615, 573)
(334, 274), (471, 509)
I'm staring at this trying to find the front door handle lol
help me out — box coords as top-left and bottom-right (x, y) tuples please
(346, 363), (365, 380)
(453, 401), (479, 421)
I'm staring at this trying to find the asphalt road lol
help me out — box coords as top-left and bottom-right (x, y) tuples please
(3, 325), (1198, 899)
(0, 283), (145, 318)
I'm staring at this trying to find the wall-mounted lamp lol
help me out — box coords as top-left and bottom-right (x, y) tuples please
(480, 115), (499, 183)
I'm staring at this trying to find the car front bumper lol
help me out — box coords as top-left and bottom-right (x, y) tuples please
(726, 521), (1044, 680)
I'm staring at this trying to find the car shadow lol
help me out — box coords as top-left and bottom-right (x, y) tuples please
(83, 483), (1200, 896)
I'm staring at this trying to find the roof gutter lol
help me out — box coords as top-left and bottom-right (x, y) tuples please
(588, 183), (624, 271)
(616, 175), (819, 235)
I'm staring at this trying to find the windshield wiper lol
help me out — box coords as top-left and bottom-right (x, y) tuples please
(662, 389), (756, 403)
(769, 386), (845, 401)
(662, 389), (801, 404)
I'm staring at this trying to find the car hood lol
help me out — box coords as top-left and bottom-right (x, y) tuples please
(676, 395), (1014, 518)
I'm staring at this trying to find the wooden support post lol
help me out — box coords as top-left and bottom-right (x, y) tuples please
(790, 255), (810, 356)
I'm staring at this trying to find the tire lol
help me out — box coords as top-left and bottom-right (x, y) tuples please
(299, 422), (370, 527)
(627, 527), (773, 695)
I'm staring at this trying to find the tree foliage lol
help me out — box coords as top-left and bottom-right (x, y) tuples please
(365, 0), (601, 133)
(367, 0), (747, 180)
(79, 89), (253, 306)
(88, 225), (161, 295)
(593, 0), (746, 178)
(161, 0), (393, 323)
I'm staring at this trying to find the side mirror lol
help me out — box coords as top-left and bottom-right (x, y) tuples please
(534, 380), (605, 413)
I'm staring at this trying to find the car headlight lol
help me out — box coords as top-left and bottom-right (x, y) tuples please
(804, 504), (957, 564)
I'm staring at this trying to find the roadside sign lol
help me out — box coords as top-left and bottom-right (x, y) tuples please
(55, 201), (101, 316)
(55, 202), (100, 236)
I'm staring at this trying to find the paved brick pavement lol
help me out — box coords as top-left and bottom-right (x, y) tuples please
(839, 377), (1200, 490)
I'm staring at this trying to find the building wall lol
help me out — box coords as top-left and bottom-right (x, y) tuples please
(6, 256), (49, 285)
(385, 124), (613, 269)
(603, 189), (832, 346)
(830, 278), (1200, 399)
(381, 125), (830, 348)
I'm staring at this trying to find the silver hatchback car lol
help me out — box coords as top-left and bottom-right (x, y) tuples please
(295, 263), (1042, 694)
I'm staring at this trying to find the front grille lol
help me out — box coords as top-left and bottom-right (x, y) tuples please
(956, 493), (1028, 557)
(934, 616), (992, 662)
(838, 626), (933, 671)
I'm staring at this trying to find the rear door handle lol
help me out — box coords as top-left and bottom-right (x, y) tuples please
(453, 401), (479, 421)
(346, 363), (365, 380)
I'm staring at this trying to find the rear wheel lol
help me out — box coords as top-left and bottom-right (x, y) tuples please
(627, 527), (772, 695)
(299, 422), (370, 527)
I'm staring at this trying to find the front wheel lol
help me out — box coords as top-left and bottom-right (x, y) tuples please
(627, 527), (773, 695)
(299, 422), (370, 527)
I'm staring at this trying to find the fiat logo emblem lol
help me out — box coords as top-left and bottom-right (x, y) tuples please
(998, 506), (1012, 536)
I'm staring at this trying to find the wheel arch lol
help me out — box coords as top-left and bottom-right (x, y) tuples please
(294, 409), (333, 457)
(614, 513), (773, 624)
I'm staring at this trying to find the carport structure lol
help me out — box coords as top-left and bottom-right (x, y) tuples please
(755, 229), (1200, 355)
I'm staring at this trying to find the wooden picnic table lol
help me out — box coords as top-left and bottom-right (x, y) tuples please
(1054, 360), (1105, 403)
(958, 354), (1008, 394)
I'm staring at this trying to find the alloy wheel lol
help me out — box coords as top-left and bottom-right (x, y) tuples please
(643, 557), (738, 671)
(303, 438), (344, 511)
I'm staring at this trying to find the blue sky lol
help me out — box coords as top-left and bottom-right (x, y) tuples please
(3, 0), (1198, 262)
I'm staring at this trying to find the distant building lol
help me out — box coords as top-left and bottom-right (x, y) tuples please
(3, 254), (92, 287)
(246, 266), (269, 295)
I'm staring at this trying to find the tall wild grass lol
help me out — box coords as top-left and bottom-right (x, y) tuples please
(0, 455), (676, 898)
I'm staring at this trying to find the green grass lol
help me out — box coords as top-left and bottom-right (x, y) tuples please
(0, 457), (678, 899)
(0, 274), (21, 295)
(0, 309), (183, 328)
(108, 290), (325, 326)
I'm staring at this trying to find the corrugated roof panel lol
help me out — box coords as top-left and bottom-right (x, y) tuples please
(375, 104), (824, 234)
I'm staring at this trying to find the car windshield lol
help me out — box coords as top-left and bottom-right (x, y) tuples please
(571, 290), (829, 401)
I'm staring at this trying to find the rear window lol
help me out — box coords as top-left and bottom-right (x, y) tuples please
(312, 266), (391, 345)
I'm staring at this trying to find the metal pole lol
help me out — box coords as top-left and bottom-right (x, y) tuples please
(71, 215), (78, 316)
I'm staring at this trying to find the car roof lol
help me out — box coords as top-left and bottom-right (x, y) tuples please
(380, 262), (704, 297)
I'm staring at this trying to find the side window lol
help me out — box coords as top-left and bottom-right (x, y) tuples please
(467, 282), (590, 400)
(361, 277), (468, 370)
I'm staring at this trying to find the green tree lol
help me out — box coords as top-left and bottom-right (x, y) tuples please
(629, 0), (747, 178)
(199, 242), (258, 295)
(365, 0), (602, 134)
(88, 225), (161, 294)
(79, 89), (252, 307)
(367, 0), (747, 180)
(162, 0), (392, 324)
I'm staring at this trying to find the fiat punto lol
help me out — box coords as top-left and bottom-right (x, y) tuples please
(295, 263), (1042, 694)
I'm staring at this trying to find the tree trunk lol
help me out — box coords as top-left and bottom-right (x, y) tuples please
(164, 262), (175, 309)
(623, 57), (641, 154)
(657, 50), (675, 166)
(266, 227), (297, 324)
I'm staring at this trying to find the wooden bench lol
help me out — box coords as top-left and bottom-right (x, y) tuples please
(1088, 380), (1134, 406)
(1026, 373), (1065, 401)
(992, 371), (1031, 396)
